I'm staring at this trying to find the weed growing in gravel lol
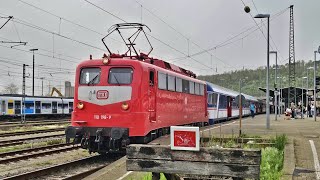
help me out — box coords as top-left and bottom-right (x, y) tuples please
(271, 134), (287, 151)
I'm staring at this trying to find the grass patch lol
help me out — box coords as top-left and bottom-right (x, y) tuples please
(0, 138), (65, 153)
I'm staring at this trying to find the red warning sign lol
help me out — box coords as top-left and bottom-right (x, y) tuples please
(170, 126), (200, 151)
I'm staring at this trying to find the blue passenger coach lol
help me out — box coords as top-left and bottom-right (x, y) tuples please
(206, 82), (262, 125)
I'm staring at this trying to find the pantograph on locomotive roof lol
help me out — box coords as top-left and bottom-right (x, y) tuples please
(102, 23), (153, 58)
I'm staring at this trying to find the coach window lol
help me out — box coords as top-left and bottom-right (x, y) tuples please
(189, 81), (195, 94)
(158, 72), (167, 90)
(167, 75), (175, 91)
(108, 68), (133, 84)
(219, 95), (227, 108)
(176, 77), (182, 92)
(212, 93), (218, 107)
(80, 68), (101, 85)
(8, 102), (13, 109)
(199, 84), (204, 95)
(195, 83), (200, 95)
(182, 79), (189, 93)
(207, 93), (213, 104)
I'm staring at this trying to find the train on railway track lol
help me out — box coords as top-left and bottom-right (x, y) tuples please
(0, 94), (73, 119)
(65, 23), (266, 154)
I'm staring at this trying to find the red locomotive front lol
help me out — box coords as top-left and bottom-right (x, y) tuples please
(65, 23), (208, 153)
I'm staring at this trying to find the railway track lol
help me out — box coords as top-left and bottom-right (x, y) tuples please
(0, 143), (79, 164)
(0, 119), (70, 125)
(0, 127), (65, 137)
(0, 121), (69, 130)
(3, 154), (123, 180)
(0, 133), (65, 148)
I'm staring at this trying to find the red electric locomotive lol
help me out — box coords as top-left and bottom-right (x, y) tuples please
(66, 23), (208, 153)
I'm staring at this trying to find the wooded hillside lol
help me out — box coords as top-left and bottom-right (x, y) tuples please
(198, 60), (317, 97)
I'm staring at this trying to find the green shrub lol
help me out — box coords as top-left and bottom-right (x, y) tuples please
(271, 134), (287, 151)
(260, 147), (284, 180)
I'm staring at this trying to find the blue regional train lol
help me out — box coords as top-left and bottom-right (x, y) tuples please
(0, 94), (73, 118)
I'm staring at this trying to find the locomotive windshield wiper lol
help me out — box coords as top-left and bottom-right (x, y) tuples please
(112, 74), (121, 86)
(87, 74), (99, 86)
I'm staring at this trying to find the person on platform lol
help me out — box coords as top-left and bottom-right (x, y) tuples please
(311, 103), (315, 117)
(250, 102), (256, 118)
(308, 103), (311, 117)
(290, 102), (295, 119)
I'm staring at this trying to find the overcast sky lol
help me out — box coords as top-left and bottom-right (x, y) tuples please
(0, 0), (319, 95)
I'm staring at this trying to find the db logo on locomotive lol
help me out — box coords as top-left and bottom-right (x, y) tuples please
(96, 90), (109, 99)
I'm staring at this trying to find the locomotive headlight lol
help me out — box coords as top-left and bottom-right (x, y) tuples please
(121, 102), (129, 110)
(77, 102), (84, 109)
(102, 58), (109, 65)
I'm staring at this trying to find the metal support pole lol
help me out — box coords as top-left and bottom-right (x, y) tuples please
(239, 80), (242, 136)
(279, 78), (281, 117)
(266, 17), (270, 128)
(307, 69), (309, 117)
(314, 51), (317, 121)
(30, 49), (38, 96)
(40, 77), (44, 96)
(21, 64), (28, 123)
(32, 52), (34, 96)
(272, 52), (278, 120)
(302, 78), (304, 118)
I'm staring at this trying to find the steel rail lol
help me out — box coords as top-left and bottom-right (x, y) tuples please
(3, 155), (103, 180)
(0, 144), (79, 164)
(0, 133), (65, 147)
(0, 127), (65, 137)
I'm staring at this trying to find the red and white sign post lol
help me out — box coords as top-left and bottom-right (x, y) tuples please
(170, 126), (200, 151)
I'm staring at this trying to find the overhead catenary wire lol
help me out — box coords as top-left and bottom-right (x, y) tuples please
(171, 6), (289, 61)
(83, 0), (218, 71)
(134, 0), (234, 70)
(240, 0), (287, 62)
(0, 36), (80, 61)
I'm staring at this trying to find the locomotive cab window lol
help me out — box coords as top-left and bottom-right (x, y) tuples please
(149, 71), (154, 86)
(108, 68), (133, 85)
(80, 68), (101, 85)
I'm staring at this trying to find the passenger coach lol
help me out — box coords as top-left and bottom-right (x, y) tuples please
(0, 94), (73, 118)
(206, 82), (263, 124)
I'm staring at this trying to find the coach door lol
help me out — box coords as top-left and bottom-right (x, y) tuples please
(148, 69), (156, 122)
(14, 100), (21, 114)
(1, 101), (5, 114)
(52, 101), (57, 114)
(35, 101), (41, 114)
(227, 96), (232, 118)
(69, 102), (73, 113)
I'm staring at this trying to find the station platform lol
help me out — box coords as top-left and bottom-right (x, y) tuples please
(202, 114), (320, 180)
(85, 114), (320, 180)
